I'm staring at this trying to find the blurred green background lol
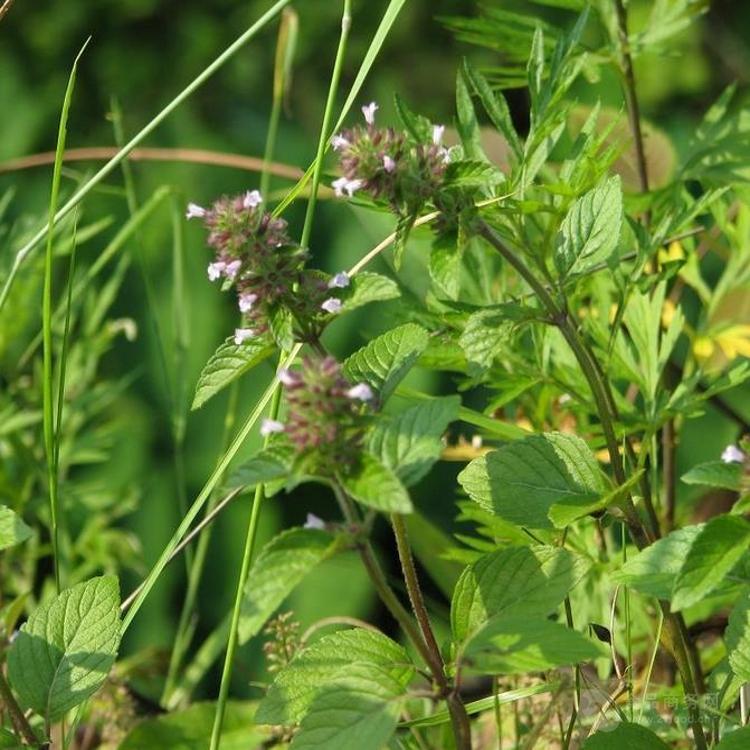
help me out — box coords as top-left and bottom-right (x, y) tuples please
(1, 0), (749, 703)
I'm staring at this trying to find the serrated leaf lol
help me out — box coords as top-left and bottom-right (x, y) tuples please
(7, 575), (121, 722)
(461, 58), (522, 159)
(581, 722), (670, 749)
(459, 306), (520, 372)
(613, 525), (704, 600)
(429, 241), (463, 300)
(223, 445), (294, 493)
(682, 461), (744, 492)
(339, 272), (400, 314)
(367, 396), (460, 486)
(458, 432), (605, 529)
(257, 628), (414, 725)
(344, 323), (429, 403)
(268, 305), (295, 351)
(239, 528), (341, 644)
(451, 545), (590, 642)
(444, 160), (503, 188)
(0, 505), (32, 550)
(119, 701), (269, 750)
(393, 212), (418, 270)
(726, 587), (750, 682)
(672, 515), (750, 611)
(289, 663), (405, 750)
(554, 175), (622, 279)
(548, 470), (644, 528)
(192, 336), (275, 410)
(456, 67), (487, 162)
(462, 615), (603, 674)
(338, 454), (412, 513)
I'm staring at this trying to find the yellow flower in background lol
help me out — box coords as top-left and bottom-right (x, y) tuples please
(658, 240), (685, 265)
(715, 325), (750, 360)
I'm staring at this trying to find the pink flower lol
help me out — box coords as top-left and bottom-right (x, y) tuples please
(224, 260), (242, 280)
(321, 298), (343, 314)
(207, 261), (226, 281)
(432, 124), (445, 145)
(260, 418), (285, 437)
(346, 383), (374, 401)
(383, 155), (396, 173)
(277, 368), (297, 387)
(186, 202), (207, 219)
(239, 292), (258, 313)
(304, 513), (326, 530)
(328, 271), (350, 289)
(722, 444), (745, 464)
(361, 101), (379, 125)
(332, 177), (363, 198)
(234, 328), (256, 345)
(331, 134), (350, 151)
(243, 189), (263, 209)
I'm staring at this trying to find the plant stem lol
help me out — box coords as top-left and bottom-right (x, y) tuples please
(391, 514), (472, 749)
(0, 669), (37, 746)
(476, 220), (708, 749)
(209, 381), (283, 750)
(300, 0), (351, 249)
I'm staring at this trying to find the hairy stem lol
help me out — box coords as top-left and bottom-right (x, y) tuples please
(0, 669), (38, 746)
(391, 514), (472, 749)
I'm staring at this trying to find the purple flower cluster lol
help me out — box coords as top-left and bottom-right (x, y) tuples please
(331, 102), (451, 215)
(188, 190), (352, 344)
(265, 356), (374, 470)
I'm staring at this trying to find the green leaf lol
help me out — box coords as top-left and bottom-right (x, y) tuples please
(429, 240), (463, 300)
(239, 528), (341, 644)
(0, 506), (32, 550)
(338, 454), (412, 513)
(257, 628), (414, 725)
(682, 461), (744, 492)
(459, 307), (517, 373)
(289, 663), (405, 750)
(344, 323), (429, 403)
(456, 67), (487, 162)
(725, 587), (750, 682)
(613, 525), (704, 600)
(339, 272), (400, 314)
(462, 616), (603, 674)
(461, 58), (522, 159)
(672, 515), (750, 611)
(223, 445), (294, 493)
(451, 545), (590, 642)
(548, 470), (644, 528)
(268, 305), (295, 351)
(191, 336), (275, 410)
(553, 175), (622, 279)
(581, 722), (670, 749)
(458, 432), (605, 529)
(119, 701), (270, 750)
(715, 726), (750, 750)
(7, 575), (121, 723)
(367, 396), (460, 486)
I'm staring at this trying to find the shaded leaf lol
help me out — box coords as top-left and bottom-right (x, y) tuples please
(725, 587), (750, 682)
(582, 722), (670, 749)
(338, 454), (412, 514)
(339, 272), (400, 314)
(7, 576), (121, 722)
(0, 506), (32, 550)
(682, 461), (744, 492)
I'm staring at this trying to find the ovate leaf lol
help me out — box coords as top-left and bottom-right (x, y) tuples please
(257, 628), (414, 725)
(239, 528), (341, 644)
(367, 396), (460, 486)
(0, 506), (32, 550)
(554, 175), (622, 279)
(344, 323), (429, 403)
(451, 545), (591, 642)
(612, 525), (704, 600)
(8, 576), (121, 722)
(192, 336), (274, 410)
(339, 272), (400, 314)
(338, 454), (412, 513)
(289, 663), (405, 750)
(582, 722), (670, 749)
(462, 616), (603, 674)
(682, 461), (744, 492)
(458, 432), (605, 529)
(672, 515), (750, 611)
(223, 445), (294, 493)
(119, 701), (270, 750)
